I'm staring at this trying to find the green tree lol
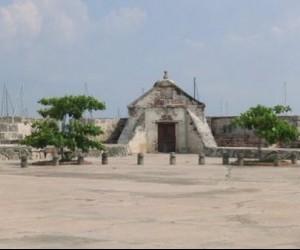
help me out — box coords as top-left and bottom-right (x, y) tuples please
(232, 105), (299, 158)
(21, 95), (106, 160)
(21, 119), (63, 149)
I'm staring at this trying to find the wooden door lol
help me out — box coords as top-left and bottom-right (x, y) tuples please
(158, 123), (176, 153)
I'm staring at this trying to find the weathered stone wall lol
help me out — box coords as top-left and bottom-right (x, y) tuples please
(0, 116), (130, 159)
(0, 144), (129, 161)
(205, 146), (300, 160)
(0, 145), (54, 161)
(0, 115), (299, 153)
(0, 145), (30, 160)
(279, 116), (300, 147)
(118, 106), (216, 154)
(207, 116), (300, 148)
(206, 116), (264, 147)
(86, 144), (130, 157)
(87, 118), (127, 143)
(187, 109), (217, 150)
(0, 116), (127, 145)
(0, 116), (38, 144)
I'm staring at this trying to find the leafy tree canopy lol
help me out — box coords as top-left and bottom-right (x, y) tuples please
(21, 119), (63, 150)
(38, 95), (106, 120)
(233, 105), (299, 145)
(22, 95), (106, 158)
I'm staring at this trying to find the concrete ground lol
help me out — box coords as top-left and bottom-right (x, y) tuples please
(1, 154), (300, 249)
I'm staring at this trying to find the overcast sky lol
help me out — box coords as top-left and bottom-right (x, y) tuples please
(1, 0), (300, 118)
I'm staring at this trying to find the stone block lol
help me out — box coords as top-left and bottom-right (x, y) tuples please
(0, 117), (13, 123)
(5, 133), (18, 141)
(17, 134), (24, 140)
(0, 124), (8, 132)
(9, 125), (18, 132)
(0, 133), (6, 140)
(104, 144), (130, 157)
(13, 117), (22, 123)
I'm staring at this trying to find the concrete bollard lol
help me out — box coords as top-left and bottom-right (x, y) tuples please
(198, 152), (205, 165)
(137, 153), (144, 165)
(291, 153), (298, 165)
(52, 154), (60, 166)
(222, 152), (230, 165)
(21, 155), (28, 168)
(102, 151), (108, 165)
(274, 151), (280, 166)
(77, 155), (84, 165)
(170, 152), (176, 165)
(237, 153), (244, 166)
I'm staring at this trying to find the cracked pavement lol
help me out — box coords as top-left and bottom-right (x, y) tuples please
(1, 154), (300, 249)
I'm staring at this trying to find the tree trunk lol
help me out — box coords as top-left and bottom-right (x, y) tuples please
(258, 137), (262, 160)
(60, 146), (65, 160)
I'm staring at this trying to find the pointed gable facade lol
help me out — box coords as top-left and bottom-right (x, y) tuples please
(118, 72), (217, 153)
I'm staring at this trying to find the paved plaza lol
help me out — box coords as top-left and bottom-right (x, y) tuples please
(1, 154), (300, 249)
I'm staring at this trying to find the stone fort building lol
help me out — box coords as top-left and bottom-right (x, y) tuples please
(118, 72), (217, 153)
(0, 72), (300, 159)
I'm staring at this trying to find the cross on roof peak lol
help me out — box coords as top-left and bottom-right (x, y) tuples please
(163, 70), (168, 79)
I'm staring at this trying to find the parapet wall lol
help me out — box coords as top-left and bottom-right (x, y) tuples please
(89, 118), (127, 143)
(1, 115), (300, 149)
(207, 116), (300, 148)
(207, 116), (263, 147)
(0, 116), (128, 145)
(205, 147), (300, 160)
(0, 117), (129, 160)
(0, 116), (38, 144)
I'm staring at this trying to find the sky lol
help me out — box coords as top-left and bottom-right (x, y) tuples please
(1, 0), (300, 118)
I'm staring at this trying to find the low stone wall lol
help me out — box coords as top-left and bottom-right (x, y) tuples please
(0, 145), (31, 160)
(0, 143), (130, 161)
(0, 145), (48, 161)
(104, 144), (130, 157)
(87, 144), (130, 157)
(205, 147), (300, 160)
(1, 144), (299, 162)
